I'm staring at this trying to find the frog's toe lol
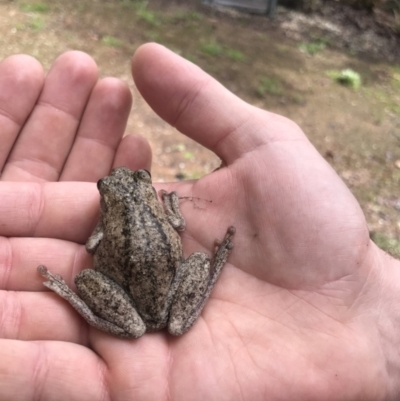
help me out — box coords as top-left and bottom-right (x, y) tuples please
(168, 315), (189, 336)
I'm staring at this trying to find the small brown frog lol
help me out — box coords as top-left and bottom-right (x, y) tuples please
(38, 167), (235, 338)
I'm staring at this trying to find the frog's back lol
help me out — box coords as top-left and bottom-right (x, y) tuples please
(94, 199), (183, 323)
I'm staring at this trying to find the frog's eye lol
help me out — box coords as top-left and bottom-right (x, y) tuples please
(136, 169), (152, 183)
(97, 179), (102, 190)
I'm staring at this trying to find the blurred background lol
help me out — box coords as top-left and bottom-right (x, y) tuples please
(1, 0), (399, 255)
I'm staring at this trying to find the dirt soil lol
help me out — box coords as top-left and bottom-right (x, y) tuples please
(1, 0), (400, 255)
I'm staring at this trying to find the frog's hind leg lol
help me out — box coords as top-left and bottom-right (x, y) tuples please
(143, 259), (193, 333)
(168, 226), (235, 336)
(37, 265), (146, 338)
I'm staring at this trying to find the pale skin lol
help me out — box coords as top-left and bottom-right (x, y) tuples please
(0, 44), (399, 401)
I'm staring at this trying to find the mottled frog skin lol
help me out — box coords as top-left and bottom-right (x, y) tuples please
(38, 167), (235, 338)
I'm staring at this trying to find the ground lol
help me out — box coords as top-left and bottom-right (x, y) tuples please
(1, 0), (400, 256)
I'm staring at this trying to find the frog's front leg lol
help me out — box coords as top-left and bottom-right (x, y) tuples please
(168, 226), (235, 336)
(85, 218), (104, 254)
(37, 265), (146, 338)
(160, 190), (185, 231)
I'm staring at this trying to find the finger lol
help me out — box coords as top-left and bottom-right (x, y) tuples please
(0, 55), (44, 171)
(0, 237), (87, 292)
(0, 290), (87, 342)
(2, 51), (98, 182)
(94, 332), (170, 401)
(0, 236), (91, 342)
(113, 134), (152, 172)
(0, 340), (106, 401)
(0, 182), (98, 244)
(60, 78), (133, 181)
(132, 43), (305, 165)
(1, 237), (91, 342)
(1, 338), (170, 401)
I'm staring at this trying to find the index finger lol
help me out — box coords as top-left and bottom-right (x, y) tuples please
(0, 181), (98, 244)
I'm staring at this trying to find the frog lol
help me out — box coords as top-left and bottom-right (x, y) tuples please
(37, 167), (235, 338)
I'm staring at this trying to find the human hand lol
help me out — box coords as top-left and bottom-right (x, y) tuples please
(1, 46), (400, 401)
(0, 51), (150, 182)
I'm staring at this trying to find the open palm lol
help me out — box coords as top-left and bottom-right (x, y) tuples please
(1, 45), (398, 401)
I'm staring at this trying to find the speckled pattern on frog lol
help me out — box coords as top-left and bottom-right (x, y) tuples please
(38, 167), (235, 338)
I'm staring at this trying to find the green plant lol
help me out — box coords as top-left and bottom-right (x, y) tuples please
(20, 3), (50, 13)
(201, 41), (223, 57)
(185, 11), (203, 21)
(183, 53), (198, 64)
(187, 171), (202, 180)
(119, 0), (137, 9)
(291, 93), (305, 105)
(371, 232), (400, 257)
(170, 143), (186, 152)
(184, 151), (195, 161)
(102, 35), (123, 48)
(256, 77), (283, 97)
(299, 39), (327, 55)
(328, 69), (362, 89)
(172, 10), (203, 23)
(136, 3), (159, 26)
(30, 17), (45, 30)
(226, 48), (247, 62)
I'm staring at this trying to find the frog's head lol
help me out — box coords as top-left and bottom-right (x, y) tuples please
(97, 167), (157, 210)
